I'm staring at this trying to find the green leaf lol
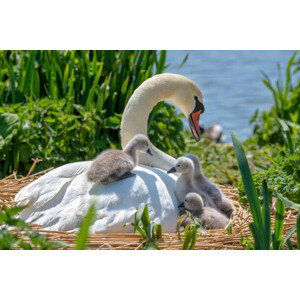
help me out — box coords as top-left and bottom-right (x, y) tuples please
(249, 222), (262, 250)
(75, 204), (96, 250)
(262, 180), (271, 249)
(179, 53), (189, 69)
(133, 205), (145, 233)
(273, 198), (285, 250)
(86, 62), (104, 109)
(297, 214), (300, 250)
(283, 225), (296, 248)
(231, 132), (264, 239)
(155, 224), (162, 239)
(277, 118), (294, 154)
(141, 205), (151, 229)
(0, 113), (20, 150)
(276, 193), (300, 210)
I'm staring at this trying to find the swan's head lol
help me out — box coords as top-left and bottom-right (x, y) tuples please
(165, 74), (205, 141)
(167, 156), (193, 175)
(129, 134), (153, 155)
(184, 192), (204, 212)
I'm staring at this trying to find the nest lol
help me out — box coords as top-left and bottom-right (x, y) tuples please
(0, 169), (298, 250)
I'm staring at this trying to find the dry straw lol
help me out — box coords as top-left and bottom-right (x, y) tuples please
(0, 170), (297, 250)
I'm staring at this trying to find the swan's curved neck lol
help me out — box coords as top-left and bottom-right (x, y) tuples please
(120, 77), (177, 171)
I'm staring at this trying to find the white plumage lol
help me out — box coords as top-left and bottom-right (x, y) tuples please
(15, 162), (179, 233)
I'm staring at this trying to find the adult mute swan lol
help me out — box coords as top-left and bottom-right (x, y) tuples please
(14, 73), (205, 233)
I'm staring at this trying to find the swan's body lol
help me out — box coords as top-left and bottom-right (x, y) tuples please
(15, 73), (204, 233)
(185, 154), (234, 218)
(183, 192), (229, 229)
(16, 162), (178, 232)
(87, 134), (152, 185)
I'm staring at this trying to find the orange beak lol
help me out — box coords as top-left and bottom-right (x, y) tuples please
(189, 110), (202, 141)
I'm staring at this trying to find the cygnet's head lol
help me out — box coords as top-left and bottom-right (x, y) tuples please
(127, 134), (153, 155)
(184, 153), (201, 169)
(184, 192), (204, 212)
(167, 157), (194, 175)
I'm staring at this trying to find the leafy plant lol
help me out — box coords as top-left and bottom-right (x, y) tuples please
(0, 50), (189, 178)
(238, 121), (300, 204)
(231, 131), (287, 250)
(177, 211), (202, 250)
(251, 51), (300, 145)
(182, 214), (202, 250)
(0, 205), (67, 250)
(75, 204), (96, 250)
(129, 204), (162, 250)
(277, 193), (300, 249)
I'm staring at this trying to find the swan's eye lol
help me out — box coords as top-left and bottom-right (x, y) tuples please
(177, 164), (181, 168)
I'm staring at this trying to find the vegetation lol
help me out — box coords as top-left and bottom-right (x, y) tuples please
(75, 204), (96, 250)
(238, 120), (300, 204)
(0, 50), (185, 178)
(250, 51), (300, 145)
(180, 213), (203, 250)
(128, 204), (162, 250)
(0, 205), (67, 250)
(232, 131), (299, 250)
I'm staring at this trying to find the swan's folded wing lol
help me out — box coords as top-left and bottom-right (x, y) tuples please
(14, 161), (92, 209)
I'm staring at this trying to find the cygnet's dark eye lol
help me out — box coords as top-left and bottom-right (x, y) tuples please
(177, 164), (181, 168)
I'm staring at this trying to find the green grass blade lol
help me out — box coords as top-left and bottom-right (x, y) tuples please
(283, 225), (296, 248)
(276, 193), (300, 210)
(273, 198), (285, 250)
(156, 50), (167, 73)
(179, 53), (189, 69)
(21, 51), (35, 95)
(249, 222), (262, 250)
(277, 118), (294, 154)
(141, 204), (151, 229)
(231, 132), (264, 235)
(75, 204), (95, 250)
(262, 180), (271, 249)
(297, 214), (300, 249)
(86, 62), (103, 109)
(182, 229), (193, 250)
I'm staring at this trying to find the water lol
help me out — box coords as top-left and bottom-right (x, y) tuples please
(166, 50), (294, 141)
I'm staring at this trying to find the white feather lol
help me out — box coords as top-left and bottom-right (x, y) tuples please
(15, 162), (179, 233)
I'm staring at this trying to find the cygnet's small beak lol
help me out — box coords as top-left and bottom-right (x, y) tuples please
(167, 167), (176, 174)
(146, 148), (153, 156)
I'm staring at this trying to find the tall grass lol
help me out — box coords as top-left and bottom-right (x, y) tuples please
(232, 131), (300, 249)
(0, 50), (167, 111)
(0, 50), (187, 178)
(251, 51), (300, 145)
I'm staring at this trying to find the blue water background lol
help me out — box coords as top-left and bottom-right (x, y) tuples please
(166, 50), (295, 141)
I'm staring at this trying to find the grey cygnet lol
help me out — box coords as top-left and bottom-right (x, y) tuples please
(167, 156), (216, 208)
(184, 153), (235, 218)
(87, 134), (152, 185)
(183, 192), (230, 229)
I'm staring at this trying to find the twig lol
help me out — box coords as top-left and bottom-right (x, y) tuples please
(26, 158), (41, 177)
